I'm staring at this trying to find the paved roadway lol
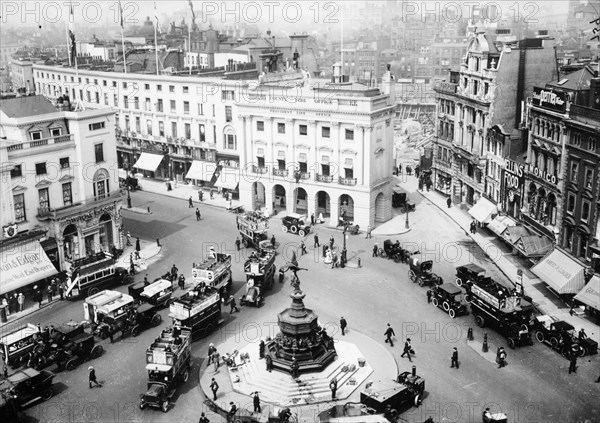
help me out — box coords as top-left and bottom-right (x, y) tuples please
(22, 187), (599, 423)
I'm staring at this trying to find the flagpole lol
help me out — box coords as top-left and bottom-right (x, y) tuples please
(188, 29), (192, 75)
(154, 19), (159, 76)
(118, 1), (127, 73)
(65, 21), (71, 67)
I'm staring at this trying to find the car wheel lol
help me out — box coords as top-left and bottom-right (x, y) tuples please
(66, 359), (77, 371)
(475, 315), (485, 328)
(161, 400), (169, 413)
(550, 337), (559, 349)
(414, 394), (421, 407)
(151, 314), (162, 327)
(205, 323), (215, 336)
(417, 278), (424, 287)
(242, 238), (249, 248)
(282, 225), (288, 233)
(182, 368), (189, 383)
(91, 345), (104, 358)
(132, 325), (141, 337)
(41, 389), (53, 400)
(579, 346), (587, 357)
(299, 229), (306, 237)
(508, 338), (516, 349)
(448, 308), (456, 319)
(290, 225), (298, 234)
(442, 301), (450, 312)
(535, 331), (545, 343)
(88, 287), (99, 297)
(464, 294), (471, 303)
(456, 277), (463, 287)
(432, 298), (439, 307)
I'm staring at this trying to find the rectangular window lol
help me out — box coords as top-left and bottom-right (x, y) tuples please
(345, 168), (354, 179)
(38, 188), (50, 210)
(122, 82), (127, 89)
(89, 122), (105, 131)
(135, 116), (141, 133)
(257, 121), (264, 131)
(123, 95), (128, 108)
(35, 162), (47, 175)
(199, 124), (205, 142)
(157, 99), (163, 112)
(113, 94), (118, 107)
(299, 125), (307, 135)
(222, 90), (235, 101)
(322, 127), (330, 138)
(198, 103), (204, 115)
(145, 98), (151, 111)
(95, 92), (100, 103)
(321, 164), (330, 176)
(299, 162), (307, 173)
(225, 106), (232, 122)
(257, 157), (265, 167)
(13, 194), (26, 222)
(567, 193), (576, 214)
(185, 123), (191, 139)
(29, 131), (42, 141)
(159, 121), (164, 136)
(212, 104), (215, 117)
(278, 159), (286, 170)
(183, 86), (189, 93)
(59, 157), (70, 169)
(278, 123), (285, 134)
(224, 134), (236, 149)
(147, 120), (153, 135)
(62, 182), (72, 206)
(112, 81), (117, 87)
(157, 84), (162, 91)
(134, 97), (139, 109)
(145, 83), (150, 90)
(104, 93), (109, 105)
(582, 201), (591, 221)
(585, 168), (593, 189)
(570, 162), (579, 182)
(50, 128), (62, 137)
(95, 144), (104, 163)
(345, 129), (354, 140)
(169, 85), (175, 93)
(184, 101), (190, 114)
(171, 122), (178, 138)
(11, 165), (22, 178)
(170, 100), (176, 113)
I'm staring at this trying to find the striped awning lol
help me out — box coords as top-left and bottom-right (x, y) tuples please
(574, 276), (600, 312)
(185, 160), (217, 182)
(531, 248), (587, 294)
(513, 235), (553, 258)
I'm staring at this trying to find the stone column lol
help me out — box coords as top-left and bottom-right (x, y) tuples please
(286, 118), (296, 213)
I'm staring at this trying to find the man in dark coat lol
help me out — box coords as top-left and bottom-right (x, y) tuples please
(373, 243), (379, 257)
(401, 338), (412, 362)
(290, 358), (299, 379)
(265, 354), (273, 372)
(384, 323), (395, 347)
(229, 296), (240, 314)
(271, 235), (276, 248)
(235, 237), (241, 250)
(314, 233), (320, 248)
(568, 353), (577, 374)
(210, 378), (219, 400)
(340, 317), (347, 336)
(329, 377), (338, 400)
(253, 392), (261, 413)
(447, 197), (452, 208)
(259, 340), (265, 359)
(171, 264), (178, 280)
(451, 347), (459, 369)
(88, 366), (101, 388)
(135, 237), (141, 254)
(189, 196), (194, 208)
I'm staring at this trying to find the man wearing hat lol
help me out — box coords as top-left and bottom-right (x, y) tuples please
(207, 343), (216, 366)
(227, 401), (238, 423)
(401, 338), (412, 362)
(88, 366), (101, 388)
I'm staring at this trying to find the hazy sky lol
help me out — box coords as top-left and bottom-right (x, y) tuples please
(0, 0), (574, 34)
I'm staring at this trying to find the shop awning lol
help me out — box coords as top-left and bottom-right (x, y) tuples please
(468, 197), (497, 224)
(133, 153), (163, 172)
(1, 241), (58, 295)
(513, 235), (553, 258)
(574, 276), (600, 312)
(213, 170), (239, 190)
(487, 215), (516, 237)
(502, 225), (531, 245)
(185, 160), (217, 182)
(531, 248), (587, 294)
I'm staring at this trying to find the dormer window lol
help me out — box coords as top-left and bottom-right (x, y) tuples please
(50, 128), (61, 137)
(29, 130), (42, 141)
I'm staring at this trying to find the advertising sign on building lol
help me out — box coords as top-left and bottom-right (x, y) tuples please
(503, 159), (525, 191)
(531, 87), (567, 113)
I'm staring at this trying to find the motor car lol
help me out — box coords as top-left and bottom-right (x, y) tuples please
(58, 333), (104, 370)
(429, 284), (469, 318)
(0, 324), (40, 368)
(281, 214), (311, 236)
(0, 367), (55, 408)
(408, 258), (443, 287)
(531, 315), (598, 357)
(455, 263), (486, 286)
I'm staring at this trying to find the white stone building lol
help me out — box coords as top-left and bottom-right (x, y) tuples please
(0, 95), (123, 289)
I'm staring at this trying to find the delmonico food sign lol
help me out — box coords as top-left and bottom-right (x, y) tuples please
(503, 159), (525, 190)
(531, 87), (567, 113)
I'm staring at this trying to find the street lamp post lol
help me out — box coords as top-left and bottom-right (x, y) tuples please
(127, 185), (132, 209)
(341, 223), (348, 268)
(405, 203), (410, 229)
